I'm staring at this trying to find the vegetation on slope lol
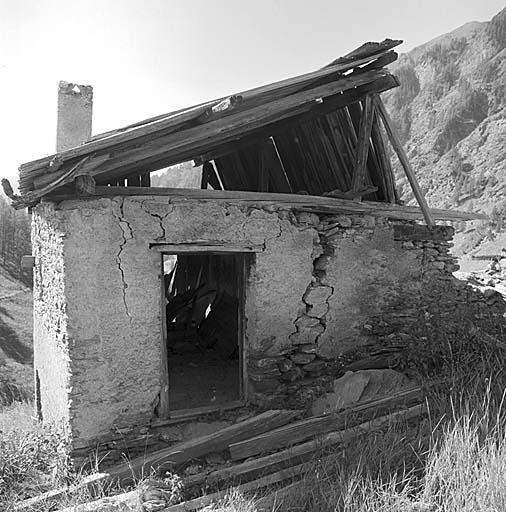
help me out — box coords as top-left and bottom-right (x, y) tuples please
(384, 7), (506, 260)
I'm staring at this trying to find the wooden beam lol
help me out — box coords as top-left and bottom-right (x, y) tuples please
(158, 253), (170, 419)
(351, 95), (374, 192)
(46, 186), (487, 222)
(150, 242), (264, 253)
(20, 45), (400, 178)
(106, 409), (301, 483)
(184, 404), (424, 491)
(373, 95), (435, 228)
(75, 175), (96, 196)
(229, 386), (422, 461)
(22, 69), (393, 197)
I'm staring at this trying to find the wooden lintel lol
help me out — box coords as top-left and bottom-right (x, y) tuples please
(373, 95), (435, 228)
(150, 242), (264, 253)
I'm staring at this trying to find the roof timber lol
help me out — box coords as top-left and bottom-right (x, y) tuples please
(48, 186), (487, 223)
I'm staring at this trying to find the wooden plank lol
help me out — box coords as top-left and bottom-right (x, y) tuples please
(106, 409), (301, 483)
(23, 70), (392, 194)
(152, 401), (244, 427)
(185, 404), (424, 491)
(351, 95), (374, 192)
(159, 253), (170, 419)
(373, 95), (435, 228)
(14, 473), (109, 511)
(150, 242), (264, 253)
(50, 185), (487, 222)
(20, 73), (398, 203)
(229, 386), (422, 461)
(193, 74), (398, 168)
(165, 462), (309, 511)
(370, 111), (397, 203)
(20, 50), (398, 178)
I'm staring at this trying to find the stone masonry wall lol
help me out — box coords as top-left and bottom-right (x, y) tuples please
(32, 195), (502, 457)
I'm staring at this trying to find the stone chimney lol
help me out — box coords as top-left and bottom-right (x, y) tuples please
(56, 81), (93, 152)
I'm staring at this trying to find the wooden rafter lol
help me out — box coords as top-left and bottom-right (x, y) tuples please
(351, 95), (375, 193)
(373, 94), (435, 227)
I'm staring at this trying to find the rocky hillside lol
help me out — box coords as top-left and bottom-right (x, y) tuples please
(384, 7), (506, 264)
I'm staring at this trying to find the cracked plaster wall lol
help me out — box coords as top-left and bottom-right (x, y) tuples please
(33, 195), (470, 451)
(32, 197), (315, 448)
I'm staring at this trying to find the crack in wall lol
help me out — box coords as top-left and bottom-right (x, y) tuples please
(140, 200), (173, 240)
(288, 219), (336, 354)
(112, 198), (133, 321)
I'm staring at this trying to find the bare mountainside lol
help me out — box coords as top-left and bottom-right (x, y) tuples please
(384, 7), (506, 264)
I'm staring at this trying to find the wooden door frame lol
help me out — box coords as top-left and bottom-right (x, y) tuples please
(153, 244), (258, 419)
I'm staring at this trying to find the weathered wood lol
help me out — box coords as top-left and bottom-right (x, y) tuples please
(351, 95), (374, 192)
(370, 111), (397, 203)
(326, 38), (402, 66)
(49, 185), (487, 222)
(193, 74), (398, 169)
(197, 95), (243, 123)
(186, 404), (424, 491)
(56, 489), (140, 512)
(159, 253), (170, 419)
(373, 95), (435, 227)
(106, 410), (300, 483)
(19, 69), (393, 201)
(15, 473), (109, 511)
(165, 462), (309, 511)
(75, 175), (96, 196)
(229, 386), (422, 461)
(150, 242), (264, 253)
(152, 401), (244, 427)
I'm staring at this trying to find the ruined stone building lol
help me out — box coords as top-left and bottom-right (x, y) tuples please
(4, 40), (487, 461)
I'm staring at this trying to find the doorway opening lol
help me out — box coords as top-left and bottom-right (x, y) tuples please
(162, 252), (246, 412)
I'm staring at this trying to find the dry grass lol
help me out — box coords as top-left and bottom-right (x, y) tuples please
(3, 315), (506, 511)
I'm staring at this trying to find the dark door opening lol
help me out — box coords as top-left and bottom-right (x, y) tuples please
(162, 252), (244, 411)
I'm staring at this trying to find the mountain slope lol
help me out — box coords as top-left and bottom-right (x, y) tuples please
(0, 265), (33, 404)
(384, 7), (506, 263)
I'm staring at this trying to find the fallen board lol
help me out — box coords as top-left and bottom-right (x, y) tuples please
(106, 409), (300, 483)
(229, 386), (422, 460)
(185, 403), (425, 491)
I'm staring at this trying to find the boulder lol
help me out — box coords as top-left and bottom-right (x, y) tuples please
(311, 369), (412, 415)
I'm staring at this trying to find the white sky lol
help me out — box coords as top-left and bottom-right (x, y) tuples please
(1, 0), (504, 182)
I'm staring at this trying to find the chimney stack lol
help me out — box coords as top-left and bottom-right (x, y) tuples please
(56, 81), (93, 152)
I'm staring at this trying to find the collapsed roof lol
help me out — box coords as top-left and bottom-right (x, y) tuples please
(3, 39), (485, 225)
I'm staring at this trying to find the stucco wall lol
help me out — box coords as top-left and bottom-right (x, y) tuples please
(32, 204), (71, 429)
(32, 195), (476, 453)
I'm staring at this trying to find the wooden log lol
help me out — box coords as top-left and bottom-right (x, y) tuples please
(75, 175), (96, 196)
(106, 410), (300, 484)
(14, 473), (109, 511)
(373, 95), (435, 228)
(46, 185), (487, 222)
(351, 95), (374, 192)
(229, 387), (422, 461)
